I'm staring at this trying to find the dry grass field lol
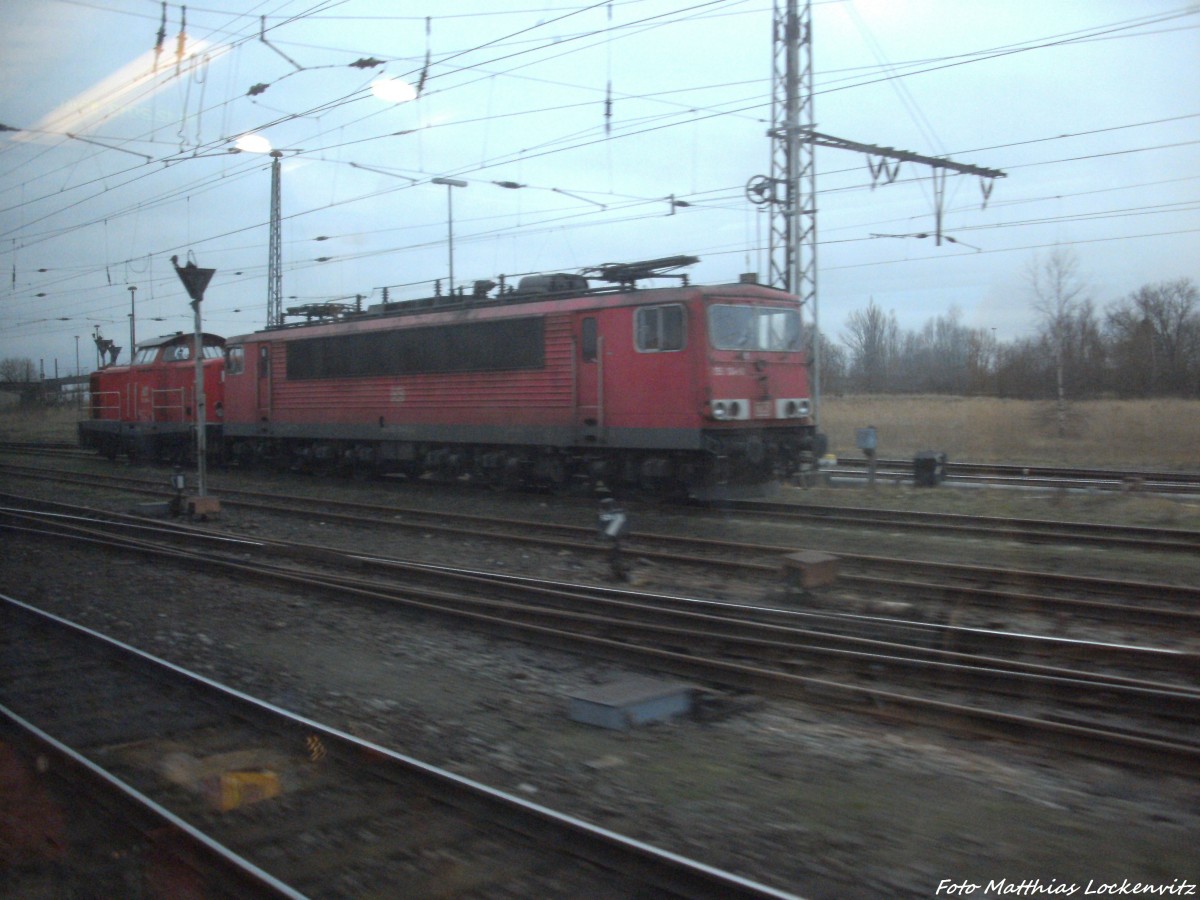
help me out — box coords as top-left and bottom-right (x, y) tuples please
(820, 395), (1200, 471)
(3, 395), (1199, 471)
(0, 403), (82, 443)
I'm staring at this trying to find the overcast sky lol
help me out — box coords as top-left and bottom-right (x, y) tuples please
(2, 0), (1197, 375)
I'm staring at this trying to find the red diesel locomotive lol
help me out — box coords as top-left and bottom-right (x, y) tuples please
(78, 331), (226, 461)
(79, 258), (822, 494)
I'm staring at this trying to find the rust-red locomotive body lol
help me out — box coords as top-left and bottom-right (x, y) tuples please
(78, 331), (225, 461)
(79, 261), (821, 494)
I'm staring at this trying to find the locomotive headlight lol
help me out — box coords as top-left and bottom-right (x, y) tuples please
(776, 398), (811, 418)
(710, 399), (750, 421)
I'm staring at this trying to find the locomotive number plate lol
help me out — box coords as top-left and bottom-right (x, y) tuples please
(754, 400), (772, 419)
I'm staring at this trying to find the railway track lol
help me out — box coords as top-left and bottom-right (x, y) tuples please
(3, 500), (1198, 776)
(829, 456), (1200, 494)
(2, 461), (1197, 634)
(0, 594), (797, 899)
(1, 493), (1189, 677)
(5, 438), (1200, 496)
(8, 458), (1200, 557)
(0, 440), (91, 459)
(713, 497), (1200, 554)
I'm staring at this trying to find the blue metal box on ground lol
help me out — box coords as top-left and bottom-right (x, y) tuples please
(568, 676), (695, 730)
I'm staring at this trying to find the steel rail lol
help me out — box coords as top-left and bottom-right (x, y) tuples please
(0, 705), (307, 900)
(2, 465), (1199, 626)
(4, 512), (1198, 775)
(8, 507), (1197, 709)
(9, 457), (1200, 555)
(0, 594), (802, 900)
(3, 496), (1196, 676)
(8, 440), (1200, 491)
(0, 440), (80, 452)
(826, 458), (1200, 495)
(8, 459), (1200, 554)
(8, 493), (1197, 696)
(706, 498), (1200, 553)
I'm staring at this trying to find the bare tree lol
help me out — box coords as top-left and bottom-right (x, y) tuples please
(964, 327), (1000, 396)
(1106, 278), (1199, 396)
(808, 328), (848, 395)
(897, 306), (984, 394)
(842, 300), (898, 392)
(0, 357), (37, 383)
(996, 337), (1049, 398)
(1026, 249), (1088, 435)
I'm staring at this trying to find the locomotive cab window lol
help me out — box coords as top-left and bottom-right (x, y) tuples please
(708, 305), (801, 351)
(225, 345), (245, 375)
(134, 347), (158, 364)
(635, 305), (685, 352)
(164, 345), (192, 362)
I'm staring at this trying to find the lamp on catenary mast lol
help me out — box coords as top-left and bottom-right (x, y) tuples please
(370, 78), (418, 103)
(233, 133), (272, 154)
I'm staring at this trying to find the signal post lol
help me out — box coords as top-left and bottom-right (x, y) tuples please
(171, 255), (221, 519)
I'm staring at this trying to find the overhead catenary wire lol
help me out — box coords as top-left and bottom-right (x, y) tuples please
(4, 3), (1195, 357)
(6, 105), (1195, 290)
(7, 121), (1190, 309)
(7, 93), (1194, 257)
(9, 138), (1197, 331)
(3, 6), (1190, 227)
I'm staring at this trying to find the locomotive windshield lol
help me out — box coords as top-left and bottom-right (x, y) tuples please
(707, 305), (801, 351)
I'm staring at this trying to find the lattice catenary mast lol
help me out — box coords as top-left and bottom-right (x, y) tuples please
(748, 0), (1006, 425)
(267, 149), (284, 328)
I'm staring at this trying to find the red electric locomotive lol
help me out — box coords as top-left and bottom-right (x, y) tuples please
(219, 257), (820, 495)
(77, 331), (226, 461)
